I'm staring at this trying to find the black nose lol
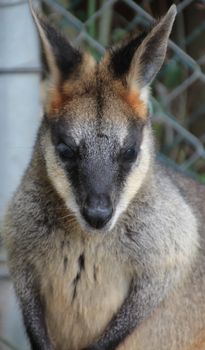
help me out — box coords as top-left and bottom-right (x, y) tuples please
(82, 194), (113, 229)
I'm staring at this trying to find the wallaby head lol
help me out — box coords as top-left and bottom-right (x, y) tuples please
(32, 5), (176, 232)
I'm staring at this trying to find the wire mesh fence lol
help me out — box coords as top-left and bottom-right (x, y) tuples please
(1, 0), (205, 349)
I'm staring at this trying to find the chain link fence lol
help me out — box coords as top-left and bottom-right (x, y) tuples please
(1, 0), (205, 349)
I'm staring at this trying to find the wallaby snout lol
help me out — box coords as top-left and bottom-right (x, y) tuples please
(82, 193), (113, 229)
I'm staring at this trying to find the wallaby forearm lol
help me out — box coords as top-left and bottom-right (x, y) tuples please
(84, 273), (175, 350)
(23, 300), (53, 350)
(23, 305), (53, 350)
(13, 268), (54, 350)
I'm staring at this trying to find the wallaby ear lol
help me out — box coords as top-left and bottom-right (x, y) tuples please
(110, 5), (177, 90)
(30, 4), (82, 84)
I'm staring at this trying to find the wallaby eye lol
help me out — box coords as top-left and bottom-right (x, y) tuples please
(56, 142), (76, 161)
(121, 147), (137, 162)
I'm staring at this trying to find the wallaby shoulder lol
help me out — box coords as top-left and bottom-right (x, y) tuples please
(160, 163), (205, 216)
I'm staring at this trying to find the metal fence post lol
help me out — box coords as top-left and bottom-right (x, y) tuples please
(0, 0), (41, 219)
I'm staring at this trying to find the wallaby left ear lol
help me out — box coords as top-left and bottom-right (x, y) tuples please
(30, 2), (82, 84)
(110, 5), (177, 89)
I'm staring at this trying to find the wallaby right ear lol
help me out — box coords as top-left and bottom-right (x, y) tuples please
(30, 5), (82, 84)
(109, 5), (176, 91)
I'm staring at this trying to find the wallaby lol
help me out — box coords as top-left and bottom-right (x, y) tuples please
(3, 4), (205, 350)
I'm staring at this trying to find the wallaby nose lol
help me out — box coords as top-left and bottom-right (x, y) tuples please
(82, 194), (113, 229)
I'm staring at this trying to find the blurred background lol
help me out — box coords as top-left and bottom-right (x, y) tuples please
(0, 0), (205, 349)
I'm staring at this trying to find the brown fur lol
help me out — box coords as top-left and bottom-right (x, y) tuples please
(47, 54), (96, 116)
(116, 85), (147, 120)
(46, 53), (147, 121)
(47, 87), (68, 115)
(5, 5), (205, 350)
(190, 332), (205, 350)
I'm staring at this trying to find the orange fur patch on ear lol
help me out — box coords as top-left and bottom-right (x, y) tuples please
(46, 53), (96, 117)
(46, 87), (68, 116)
(50, 89), (63, 111)
(119, 87), (148, 120)
(125, 89), (147, 119)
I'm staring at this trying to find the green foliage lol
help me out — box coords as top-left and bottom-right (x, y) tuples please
(111, 28), (127, 43)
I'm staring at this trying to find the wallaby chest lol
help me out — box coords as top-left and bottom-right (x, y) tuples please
(40, 228), (132, 350)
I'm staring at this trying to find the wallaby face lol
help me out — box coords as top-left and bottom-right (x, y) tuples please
(35, 6), (176, 232)
(43, 72), (151, 232)
(47, 115), (146, 232)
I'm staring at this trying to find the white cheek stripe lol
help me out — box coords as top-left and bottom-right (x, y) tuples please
(43, 132), (80, 216)
(109, 127), (152, 230)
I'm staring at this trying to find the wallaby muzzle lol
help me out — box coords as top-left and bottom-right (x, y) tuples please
(82, 193), (113, 229)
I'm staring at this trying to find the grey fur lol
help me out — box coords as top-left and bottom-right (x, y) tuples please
(3, 4), (205, 350)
